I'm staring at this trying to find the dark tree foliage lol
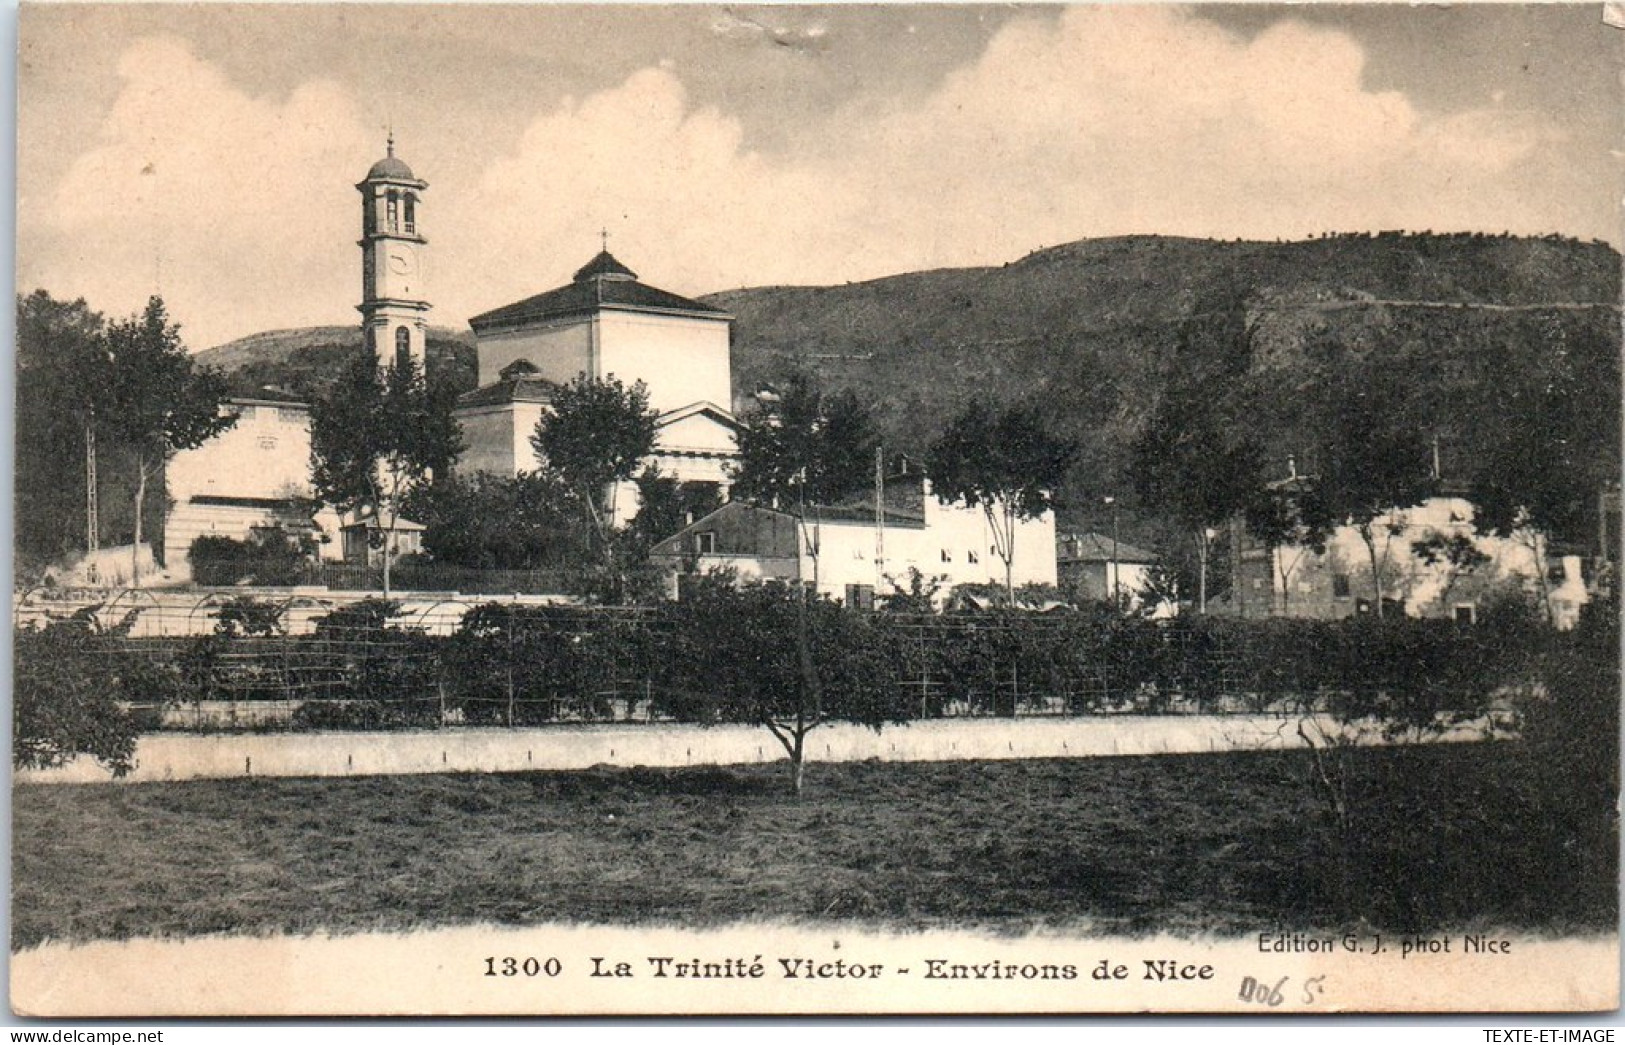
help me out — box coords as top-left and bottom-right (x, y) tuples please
(1243, 480), (1338, 613)
(1471, 315), (1621, 548)
(310, 352), (464, 595)
(13, 610), (161, 777)
(15, 291), (107, 571)
(732, 372), (880, 507)
(624, 468), (723, 553)
(1133, 294), (1265, 610)
(530, 374), (659, 537)
(97, 297), (238, 583)
(1309, 359), (1436, 618)
(403, 471), (586, 570)
(928, 399), (1076, 601)
(189, 527), (315, 587)
(213, 595), (290, 638)
(655, 579), (911, 795)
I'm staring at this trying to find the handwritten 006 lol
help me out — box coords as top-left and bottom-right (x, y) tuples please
(1238, 974), (1327, 1007)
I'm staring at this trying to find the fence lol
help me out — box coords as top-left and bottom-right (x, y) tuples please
(15, 587), (1547, 734)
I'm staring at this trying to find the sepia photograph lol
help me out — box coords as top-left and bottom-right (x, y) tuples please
(9, 1), (1622, 1018)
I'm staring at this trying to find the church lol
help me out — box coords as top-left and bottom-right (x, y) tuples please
(361, 140), (742, 513)
(164, 140), (743, 577)
(162, 141), (1055, 597)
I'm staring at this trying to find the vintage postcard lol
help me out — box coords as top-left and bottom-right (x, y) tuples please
(11, 2), (1621, 1018)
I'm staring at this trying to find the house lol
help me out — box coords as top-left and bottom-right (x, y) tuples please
(162, 396), (342, 582)
(1228, 491), (1593, 628)
(1056, 531), (1157, 608)
(650, 468), (1057, 606)
(339, 510), (426, 567)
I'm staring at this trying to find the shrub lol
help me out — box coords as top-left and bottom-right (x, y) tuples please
(13, 613), (146, 776)
(189, 527), (313, 587)
(448, 603), (646, 724)
(214, 595), (287, 638)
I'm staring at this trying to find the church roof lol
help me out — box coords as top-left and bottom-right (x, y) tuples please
(573, 250), (638, 282)
(469, 252), (731, 331)
(455, 372), (559, 409)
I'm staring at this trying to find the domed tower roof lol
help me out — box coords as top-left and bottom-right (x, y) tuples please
(364, 134), (418, 181)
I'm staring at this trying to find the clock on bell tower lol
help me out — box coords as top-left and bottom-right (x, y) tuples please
(357, 134), (430, 371)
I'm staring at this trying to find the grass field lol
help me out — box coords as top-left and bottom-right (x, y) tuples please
(12, 744), (1616, 950)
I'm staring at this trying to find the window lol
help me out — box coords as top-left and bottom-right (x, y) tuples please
(1332, 573), (1351, 598)
(1454, 604), (1476, 625)
(967, 550), (979, 564)
(385, 191), (399, 232)
(1547, 561), (1568, 583)
(695, 532), (716, 554)
(403, 194), (417, 235)
(395, 327), (411, 370)
(845, 584), (874, 611)
(941, 549), (952, 562)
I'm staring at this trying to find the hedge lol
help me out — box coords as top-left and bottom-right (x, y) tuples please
(16, 591), (1569, 740)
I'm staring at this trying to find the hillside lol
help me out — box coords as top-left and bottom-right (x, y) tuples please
(705, 232), (1621, 526)
(197, 233), (1621, 535)
(197, 325), (477, 400)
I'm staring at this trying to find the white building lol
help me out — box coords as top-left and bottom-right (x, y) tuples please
(650, 469), (1057, 607)
(455, 250), (741, 517)
(162, 397), (338, 582)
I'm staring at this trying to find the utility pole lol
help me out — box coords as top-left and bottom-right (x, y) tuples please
(85, 408), (99, 581)
(1104, 495), (1119, 610)
(874, 444), (885, 594)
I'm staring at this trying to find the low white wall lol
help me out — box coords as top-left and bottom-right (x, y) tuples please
(14, 715), (1492, 786)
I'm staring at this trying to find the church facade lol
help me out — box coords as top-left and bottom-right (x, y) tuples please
(455, 249), (742, 517)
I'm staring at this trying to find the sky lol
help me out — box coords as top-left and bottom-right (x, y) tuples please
(16, 3), (1625, 352)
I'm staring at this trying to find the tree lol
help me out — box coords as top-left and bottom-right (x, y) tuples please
(1310, 361), (1435, 618)
(1133, 297), (1264, 613)
(1244, 478), (1337, 615)
(732, 371), (880, 605)
(404, 470), (585, 570)
(16, 291), (105, 571)
(530, 374), (659, 598)
(658, 580), (910, 795)
(1468, 315), (1621, 623)
(310, 351), (464, 596)
(733, 372), (880, 507)
(97, 297), (237, 584)
(929, 400), (1076, 602)
(625, 467), (723, 554)
(13, 609), (159, 777)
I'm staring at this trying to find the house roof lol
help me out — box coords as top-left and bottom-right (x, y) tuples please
(469, 251), (731, 331)
(650, 498), (930, 556)
(1057, 531), (1156, 564)
(340, 511), (427, 533)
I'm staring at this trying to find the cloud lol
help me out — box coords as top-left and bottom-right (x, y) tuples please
(442, 67), (858, 312)
(23, 10), (1596, 350)
(35, 35), (373, 348)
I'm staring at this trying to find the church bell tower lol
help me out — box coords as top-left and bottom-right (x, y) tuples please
(357, 135), (429, 371)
